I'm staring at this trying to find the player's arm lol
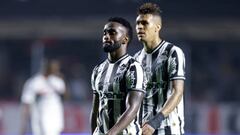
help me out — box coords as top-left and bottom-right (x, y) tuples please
(107, 90), (144, 135)
(161, 80), (184, 115)
(20, 103), (31, 135)
(90, 93), (99, 134)
(90, 66), (99, 133)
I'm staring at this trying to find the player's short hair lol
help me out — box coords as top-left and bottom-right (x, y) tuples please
(108, 17), (133, 44)
(137, 2), (162, 16)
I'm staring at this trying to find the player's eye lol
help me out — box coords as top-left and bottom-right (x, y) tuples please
(136, 21), (148, 26)
(141, 21), (148, 25)
(108, 30), (116, 35)
(136, 21), (141, 25)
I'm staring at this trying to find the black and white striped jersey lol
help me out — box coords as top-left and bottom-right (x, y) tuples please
(91, 54), (146, 135)
(134, 40), (185, 135)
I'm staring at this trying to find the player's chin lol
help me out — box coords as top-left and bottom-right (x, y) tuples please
(103, 42), (112, 46)
(137, 37), (146, 42)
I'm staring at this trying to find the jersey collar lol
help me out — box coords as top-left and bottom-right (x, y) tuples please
(107, 54), (129, 64)
(144, 40), (165, 54)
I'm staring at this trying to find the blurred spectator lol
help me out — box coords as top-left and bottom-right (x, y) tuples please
(20, 59), (66, 135)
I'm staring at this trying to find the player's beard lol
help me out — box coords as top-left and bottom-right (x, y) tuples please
(102, 42), (121, 53)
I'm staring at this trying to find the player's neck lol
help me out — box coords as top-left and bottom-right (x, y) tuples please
(143, 37), (162, 53)
(108, 48), (127, 63)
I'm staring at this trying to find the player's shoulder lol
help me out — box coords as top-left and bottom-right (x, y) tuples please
(28, 74), (42, 82)
(133, 49), (143, 59)
(23, 74), (43, 88)
(164, 41), (184, 55)
(165, 41), (182, 50)
(92, 59), (108, 73)
(170, 45), (185, 56)
(126, 55), (138, 63)
(126, 55), (142, 68)
(49, 75), (63, 82)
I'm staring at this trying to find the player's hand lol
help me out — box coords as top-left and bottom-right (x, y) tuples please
(142, 123), (155, 135)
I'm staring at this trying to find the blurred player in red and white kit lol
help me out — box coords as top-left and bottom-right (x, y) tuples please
(20, 59), (66, 135)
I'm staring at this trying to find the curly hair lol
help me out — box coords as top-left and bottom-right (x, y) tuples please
(108, 17), (133, 44)
(137, 2), (162, 16)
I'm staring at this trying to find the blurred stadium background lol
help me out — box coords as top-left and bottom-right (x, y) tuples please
(0, 0), (239, 134)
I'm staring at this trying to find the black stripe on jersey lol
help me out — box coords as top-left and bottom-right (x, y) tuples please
(119, 61), (127, 114)
(162, 84), (168, 107)
(151, 50), (159, 82)
(166, 43), (174, 56)
(164, 126), (172, 135)
(99, 62), (109, 92)
(108, 100), (114, 128)
(108, 62), (122, 129)
(153, 129), (158, 135)
(163, 43), (174, 81)
(125, 128), (129, 134)
(169, 51), (179, 79)
(134, 117), (140, 135)
(120, 77), (126, 115)
(139, 104), (143, 125)
(153, 88), (158, 115)
(179, 116), (183, 135)
(162, 43), (174, 104)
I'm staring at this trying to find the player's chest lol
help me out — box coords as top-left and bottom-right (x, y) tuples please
(141, 54), (168, 73)
(95, 65), (128, 92)
(96, 68), (127, 100)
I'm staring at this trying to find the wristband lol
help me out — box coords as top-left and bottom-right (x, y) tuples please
(146, 112), (164, 130)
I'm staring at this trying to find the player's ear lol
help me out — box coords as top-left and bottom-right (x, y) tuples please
(154, 16), (162, 32)
(157, 24), (161, 31)
(155, 24), (161, 32)
(122, 36), (129, 45)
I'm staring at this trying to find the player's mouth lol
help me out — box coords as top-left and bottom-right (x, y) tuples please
(137, 32), (145, 37)
(103, 41), (113, 45)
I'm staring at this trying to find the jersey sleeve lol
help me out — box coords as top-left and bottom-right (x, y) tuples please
(168, 46), (186, 80)
(125, 62), (146, 93)
(91, 66), (98, 94)
(21, 79), (36, 104)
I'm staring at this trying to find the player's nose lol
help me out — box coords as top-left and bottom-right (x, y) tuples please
(103, 34), (110, 42)
(136, 23), (144, 30)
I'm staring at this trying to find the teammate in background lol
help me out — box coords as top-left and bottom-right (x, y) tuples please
(20, 59), (66, 135)
(134, 3), (186, 135)
(90, 17), (146, 135)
